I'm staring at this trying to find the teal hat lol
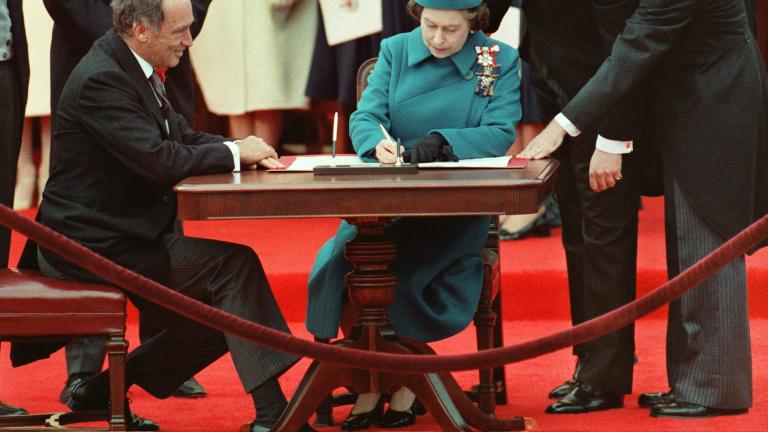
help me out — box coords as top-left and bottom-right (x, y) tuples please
(415, 0), (483, 9)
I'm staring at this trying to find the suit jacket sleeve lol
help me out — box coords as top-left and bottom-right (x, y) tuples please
(562, 0), (696, 132)
(42, 0), (113, 51)
(78, 69), (233, 185)
(590, 0), (644, 141)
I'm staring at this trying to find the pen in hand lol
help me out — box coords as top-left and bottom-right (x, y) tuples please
(379, 124), (400, 164)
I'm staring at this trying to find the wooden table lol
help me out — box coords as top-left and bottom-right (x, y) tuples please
(174, 160), (557, 431)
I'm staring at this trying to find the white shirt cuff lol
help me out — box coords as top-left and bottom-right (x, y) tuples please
(555, 113), (581, 137)
(223, 141), (241, 172)
(596, 135), (633, 154)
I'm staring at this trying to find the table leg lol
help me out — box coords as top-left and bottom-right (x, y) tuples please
(272, 217), (529, 431)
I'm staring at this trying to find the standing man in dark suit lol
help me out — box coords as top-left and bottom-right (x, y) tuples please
(522, 0), (767, 418)
(0, 0), (28, 416)
(21, 0), (312, 430)
(42, 0), (212, 402)
(512, 0), (644, 413)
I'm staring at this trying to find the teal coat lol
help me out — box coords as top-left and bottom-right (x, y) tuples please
(306, 28), (521, 342)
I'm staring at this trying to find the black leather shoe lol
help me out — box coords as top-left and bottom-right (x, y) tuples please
(341, 398), (385, 431)
(66, 377), (108, 411)
(59, 373), (93, 405)
(0, 401), (28, 416)
(171, 377), (207, 398)
(125, 413), (160, 431)
(245, 421), (316, 432)
(379, 407), (416, 428)
(546, 385), (623, 414)
(548, 380), (580, 399)
(638, 391), (675, 408)
(650, 402), (748, 418)
(67, 378), (159, 431)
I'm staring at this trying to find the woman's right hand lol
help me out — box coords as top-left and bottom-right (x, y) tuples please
(375, 139), (402, 164)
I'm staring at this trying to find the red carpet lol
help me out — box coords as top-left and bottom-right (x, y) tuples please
(2, 197), (767, 431)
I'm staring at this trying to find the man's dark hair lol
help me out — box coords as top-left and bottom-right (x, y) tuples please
(111, 0), (165, 36)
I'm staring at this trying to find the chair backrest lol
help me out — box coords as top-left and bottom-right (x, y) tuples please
(356, 57), (378, 103)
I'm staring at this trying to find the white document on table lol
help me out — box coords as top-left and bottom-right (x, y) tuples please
(319, 0), (383, 46)
(274, 155), (515, 172)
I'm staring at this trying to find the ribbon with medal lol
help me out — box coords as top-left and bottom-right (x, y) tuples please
(474, 44), (500, 97)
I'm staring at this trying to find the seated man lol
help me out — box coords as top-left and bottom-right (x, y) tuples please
(15, 0), (310, 430)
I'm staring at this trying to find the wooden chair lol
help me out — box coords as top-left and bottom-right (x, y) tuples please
(314, 58), (507, 426)
(0, 269), (128, 431)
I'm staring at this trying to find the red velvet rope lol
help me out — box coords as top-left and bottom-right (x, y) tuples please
(1, 204), (766, 373)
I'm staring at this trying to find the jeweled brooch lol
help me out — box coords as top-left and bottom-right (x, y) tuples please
(474, 45), (500, 97)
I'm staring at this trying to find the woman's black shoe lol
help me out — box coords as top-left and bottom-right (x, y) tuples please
(341, 398), (384, 431)
(379, 400), (424, 429)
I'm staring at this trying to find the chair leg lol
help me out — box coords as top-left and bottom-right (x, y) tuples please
(107, 333), (128, 431)
(474, 279), (497, 415)
(491, 295), (508, 406)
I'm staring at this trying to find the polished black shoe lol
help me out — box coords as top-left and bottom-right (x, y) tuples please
(125, 413), (160, 431)
(638, 391), (675, 408)
(341, 398), (385, 431)
(379, 406), (416, 428)
(67, 378), (159, 431)
(546, 385), (623, 414)
(650, 402), (748, 418)
(59, 373), (93, 405)
(245, 421), (316, 432)
(171, 377), (207, 399)
(0, 401), (28, 416)
(66, 377), (107, 411)
(548, 379), (580, 399)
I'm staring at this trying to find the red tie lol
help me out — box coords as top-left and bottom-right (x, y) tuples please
(153, 67), (167, 82)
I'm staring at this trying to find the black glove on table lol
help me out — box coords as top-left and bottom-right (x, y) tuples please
(403, 133), (459, 163)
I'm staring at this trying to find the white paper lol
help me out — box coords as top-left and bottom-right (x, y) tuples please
(490, 7), (522, 48)
(275, 155), (513, 172)
(419, 156), (513, 169)
(282, 155), (369, 171)
(319, 0), (383, 46)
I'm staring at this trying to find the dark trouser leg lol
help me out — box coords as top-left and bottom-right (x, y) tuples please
(38, 247), (108, 377)
(0, 59), (22, 268)
(664, 177), (752, 409)
(124, 234), (299, 397)
(573, 142), (640, 395)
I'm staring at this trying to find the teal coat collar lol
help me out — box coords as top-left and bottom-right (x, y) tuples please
(407, 28), (487, 77)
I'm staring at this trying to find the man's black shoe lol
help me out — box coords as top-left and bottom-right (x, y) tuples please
(638, 391), (675, 408)
(125, 413), (160, 431)
(67, 377), (159, 431)
(243, 421), (317, 431)
(65, 377), (107, 411)
(546, 385), (623, 414)
(548, 380), (579, 399)
(650, 402), (747, 418)
(0, 401), (28, 416)
(59, 373), (93, 405)
(171, 377), (207, 399)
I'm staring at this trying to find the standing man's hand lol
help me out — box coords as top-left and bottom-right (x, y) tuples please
(237, 136), (284, 169)
(589, 149), (623, 192)
(517, 120), (567, 159)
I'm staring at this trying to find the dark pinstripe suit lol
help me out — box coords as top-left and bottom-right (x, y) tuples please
(560, 0), (766, 409)
(18, 30), (299, 396)
(520, 0), (643, 395)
